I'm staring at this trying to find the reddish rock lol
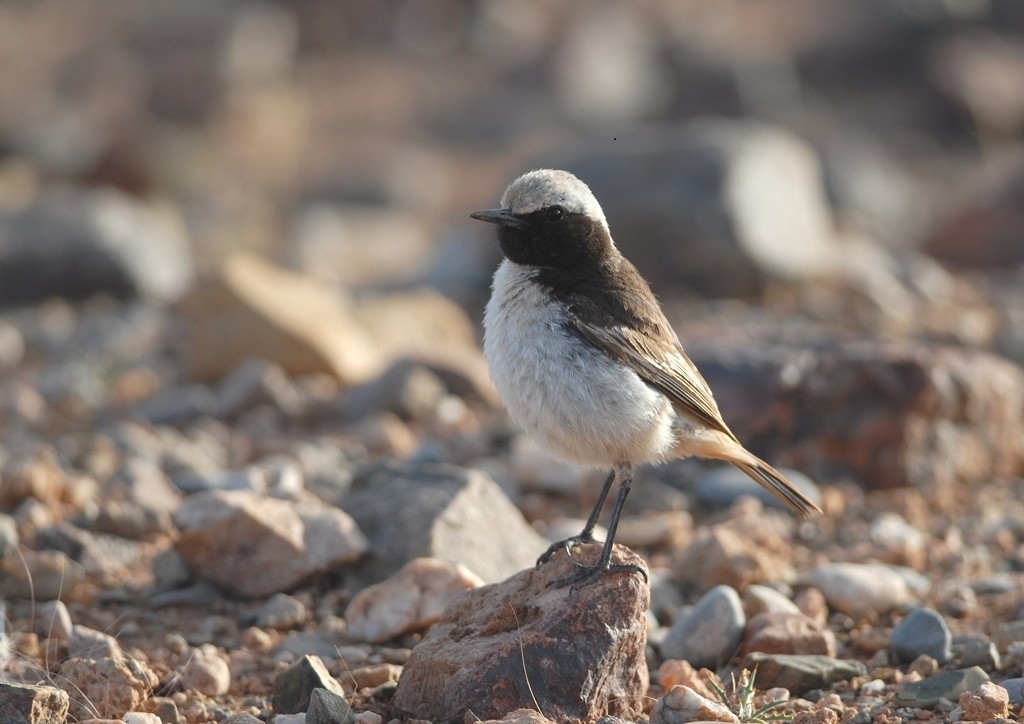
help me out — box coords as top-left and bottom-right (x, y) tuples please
(689, 338), (1024, 490)
(174, 489), (368, 598)
(650, 685), (739, 723)
(393, 543), (649, 722)
(676, 524), (792, 592)
(345, 557), (484, 643)
(741, 611), (837, 657)
(958, 681), (1009, 721)
(922, 158), (1024, 270)
(58, 656), (158, 720)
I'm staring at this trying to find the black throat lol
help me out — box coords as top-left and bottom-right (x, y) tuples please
(497, 210), (614, 271)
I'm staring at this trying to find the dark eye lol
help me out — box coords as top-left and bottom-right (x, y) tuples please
(545, 206), (564, 223)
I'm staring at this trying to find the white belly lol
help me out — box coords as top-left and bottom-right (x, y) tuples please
(483, 261), (677, 467)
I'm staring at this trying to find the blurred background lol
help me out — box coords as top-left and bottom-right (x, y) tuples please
(1, 0), (1023, 490)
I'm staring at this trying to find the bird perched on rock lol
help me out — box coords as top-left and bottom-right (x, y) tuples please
(472, 168), (821, 588)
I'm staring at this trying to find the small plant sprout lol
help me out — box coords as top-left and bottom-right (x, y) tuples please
(707, 666), (793, 723)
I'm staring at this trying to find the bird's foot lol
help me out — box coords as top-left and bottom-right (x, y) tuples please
(535, 533), (596, 568)
(547, 560), (648, 591)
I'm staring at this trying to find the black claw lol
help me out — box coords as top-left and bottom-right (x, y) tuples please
(547, 561), (648, 591)
(535, 533), (596, 568)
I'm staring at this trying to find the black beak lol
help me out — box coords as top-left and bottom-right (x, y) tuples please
(470, 208), (529, 230)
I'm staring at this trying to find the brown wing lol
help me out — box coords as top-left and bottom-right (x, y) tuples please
(570, 318), (738, 441)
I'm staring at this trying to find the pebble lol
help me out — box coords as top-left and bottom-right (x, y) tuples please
(272, 655), (346, 715)
(799, 562), (927, 617)
(345, 557), (483, 643)
(344, 664), (401, 690)
(34, 599), (73, 641)
(69, 624), (123, 660)
(890, 607), (952, 664)
(0, 513), (18, 558)
(649, 685), (740, 723)
(676, 523), (791, 592)
(306, 687), (355, 724)
(660, 584), (746, 668)
(216, 357), (302, 419)
(741, 611), (837, 657)
(123, 713), (162, 724)
(180, 643), (232, 696)
(742, 583), (802, 617)
(1000, 677), (1024, 706)
(958, 681), (1009, 721)
(257, 593), (310, 630)
(893, 666), (989, 709)
(956, 637), (1000, 670)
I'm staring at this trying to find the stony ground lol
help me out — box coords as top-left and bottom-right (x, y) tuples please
(2, 2), (1024, 724)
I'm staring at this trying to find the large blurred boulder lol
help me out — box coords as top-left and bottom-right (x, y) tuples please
(0, 189), (194, 306)
(689, 337), (1024, 490)
(177, 253), (384, 383)
(537, 120), (838, 297)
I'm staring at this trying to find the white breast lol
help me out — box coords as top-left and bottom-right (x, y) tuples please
(483, 260), (677, 468)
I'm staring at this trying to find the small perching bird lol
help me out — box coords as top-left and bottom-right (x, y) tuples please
(472, 168), (820, 588)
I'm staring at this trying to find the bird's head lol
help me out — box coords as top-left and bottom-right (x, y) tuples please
(471, 169), (614, 269)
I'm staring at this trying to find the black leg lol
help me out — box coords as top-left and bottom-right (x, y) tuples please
(548, 466), (648, 590)
(536, 468), (616, 567)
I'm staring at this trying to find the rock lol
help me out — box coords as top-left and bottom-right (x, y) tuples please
(122, 713), (162, 724)
(345, 664), (401, 690)
(179, 643), (231, 696)
(741, 611), (837, 657)
(1001, 677), (1024, 706)
(957, 638), (1000, 670)
(893, 666), (989, 709)
(799, 562), (927, 617)
(890, 607), (952, 664)
(538, 120), (837, 297)
(922, 156), (1024, 269)
(289, 204), (433, 287)
(675, 524), (791, 592)
(37, 522), (145, 584)
(0, 681), (70, 724)
(34, 600), (73, 641)
(392, 544), (649, 722)
(345, 557), (484, 643)
(273, 654), (345, 715)
(868, 513), (927, 569)
(958, 681), (1009, 721)
(657, 659), (719, 700)
(552, 3), (669, 125)
(342, 461), (548, 584)
(173, 489), (368, 598)
(306, 688), (355, 724)
(741, 653), (867, 695)
(742, 584), (802, 617)
(649, 685), (740, 724)
(69, 624), (123, 660)
(0, 512), (18, 558)
(257, 593), (309, 630)
(127, 384), (218, 425)
(473, 710), (557, 724)
(0, 188), (194, 305)
(508, 436), (584, 495)
(178, 253), (383, 383)
(689, 338), (1024, 491)
(216, 357), (303, 419)
(993, 620), (1024, 652)
(340, 359), (447, 422)
(350, 289), (492, 402)
(694, 464), (822, 512)
(0, 549), (86, 600)
(660, 585), (746, 668)
(58, 656), (158, 720)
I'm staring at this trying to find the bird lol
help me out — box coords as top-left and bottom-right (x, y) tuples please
(471, 168), (821, 589)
